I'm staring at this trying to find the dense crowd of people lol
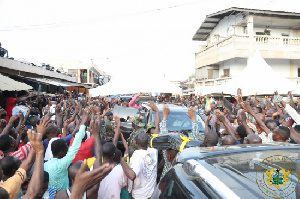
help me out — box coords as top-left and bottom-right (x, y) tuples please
(0, 89), (299, 199)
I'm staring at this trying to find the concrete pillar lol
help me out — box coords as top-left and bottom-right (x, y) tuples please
(247, 16), (254, 36)
(87, 69), (90, 84)
(290, 61), (294, 77)
(78, 69), (80, 83)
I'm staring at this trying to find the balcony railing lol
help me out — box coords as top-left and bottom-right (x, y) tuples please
(287, 77), (300, 85)
(196, 76), (232, 86)
(198, 34), (300, 54)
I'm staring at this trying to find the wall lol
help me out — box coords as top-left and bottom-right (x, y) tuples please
(218, 58), (247, 78)
(218, 58), (294, 79)
(265, 59), (291, 78)
(253, 27), (293, 37)
(207, 13), (245, 45)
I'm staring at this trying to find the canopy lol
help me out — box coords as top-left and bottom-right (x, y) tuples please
(209, 50), (300, 96)
(89, 75), (181, 97)
(0, 73), (33, 91)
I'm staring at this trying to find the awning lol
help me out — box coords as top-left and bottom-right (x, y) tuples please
(0, 73), (33, 91)
(26, 77), (91, 88)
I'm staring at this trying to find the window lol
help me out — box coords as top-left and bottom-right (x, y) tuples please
(256, 32), (265, 35)
(68, 69), (78, 77)
(298, 68), (300, 77)
(224, 69), (230, 77)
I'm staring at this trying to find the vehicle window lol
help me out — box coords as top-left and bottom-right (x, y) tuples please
(195, 149), (300, 198)
(159, 169), (190, 199)
(166, 113), (192, 131)
(148, 110), (204, 132)
(166, 180), (189, 199)
(117, 107), (139, 121)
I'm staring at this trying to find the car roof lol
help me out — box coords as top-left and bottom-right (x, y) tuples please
(145, 103), (188, 111)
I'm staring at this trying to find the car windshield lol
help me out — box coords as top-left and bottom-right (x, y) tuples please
(149, 110), (204, 132)
(190, 149), (300, 199)
(112, 106), (146, 123)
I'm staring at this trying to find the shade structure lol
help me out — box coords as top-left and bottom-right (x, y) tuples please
(0, 73), (33, 91)
(210, 50), (300, 96)
(25, 77), (91, 88)
(89, 75), (181, 97)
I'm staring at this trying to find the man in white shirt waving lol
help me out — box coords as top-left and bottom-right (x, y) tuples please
(120, 133), (158, 199)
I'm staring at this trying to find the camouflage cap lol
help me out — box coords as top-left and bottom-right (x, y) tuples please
(129, 114), (145, 127)
(147, 121), (155, 130)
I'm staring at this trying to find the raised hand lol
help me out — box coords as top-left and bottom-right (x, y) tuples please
(241, 101), (252, 113)
(80, 108), (91, 125)
(280, 100), (287, 108)
(288, 91), (293, 99)
(214, 109), (225, 122)
(241, 110), (247, 121)
(25, 104), (31, 115)
(237, 110), (247, 123)
(27, 129), (44, 153)
(148, 103), (158, 112)
(205, 115), (212, 124)
(19, 125), (26, 138)
(114, 115), (121, 127)
(76, 118), (81, 127)
(0, 119), (7, 128)
(94, 107), (101, 114)
(163, 106), (170, 119)
(186, 107), (196, 122)
(265, 96), (269, 102)
(74, 103), (81, 114)
(91, 107), (97, 115)
(63, 119), (71, 128)
(101, 108), (111, 117)
(36, 114), (51, 135)
(89, 120), (101, 136)
(71, 160), (113, 198)
(19, 110), (24, 121)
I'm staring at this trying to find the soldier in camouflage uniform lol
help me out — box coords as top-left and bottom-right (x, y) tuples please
(101, 111), (115, 141)
(128, 114), (146, 157)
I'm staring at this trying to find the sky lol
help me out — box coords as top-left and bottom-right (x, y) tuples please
(0, 0), (299, 81)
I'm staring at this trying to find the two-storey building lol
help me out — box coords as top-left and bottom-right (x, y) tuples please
(44, 59), (110, 93)
(193, 7), (300, 87)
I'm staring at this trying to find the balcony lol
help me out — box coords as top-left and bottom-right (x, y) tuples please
(195, 34), (300, 68)
(287, 77), (300, 85)
(196, 76), (232, 86)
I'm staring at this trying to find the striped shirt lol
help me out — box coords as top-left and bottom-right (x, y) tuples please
(0, 143), (32, 162)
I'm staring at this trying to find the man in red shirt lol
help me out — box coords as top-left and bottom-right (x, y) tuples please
(70, 133), (94, 164)
(5, 92), (33, 121)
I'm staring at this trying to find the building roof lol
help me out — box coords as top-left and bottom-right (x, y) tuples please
(193, 7), (300, 41)
(0, 73), (32, 91)
(0, 58), (77, 83)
